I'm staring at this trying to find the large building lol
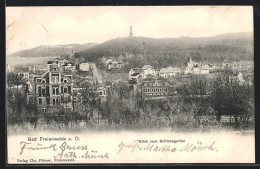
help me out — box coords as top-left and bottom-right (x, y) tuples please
(129, 65), (156, 80)
(105, 58), (122, 70)
(141, 79), (169, 99)
(159, 66), (181, 78)
(129, 68), (144, 79)
(142, 65), (156, 76)
(184, 57), (209, 75)
(27, 60), (74, 113)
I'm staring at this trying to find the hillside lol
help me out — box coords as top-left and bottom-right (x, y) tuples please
(8, 43), (97, 58)
(75, 32), (253, 68)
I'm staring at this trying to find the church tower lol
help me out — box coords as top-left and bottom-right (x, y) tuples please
(130, 26), (133, 38)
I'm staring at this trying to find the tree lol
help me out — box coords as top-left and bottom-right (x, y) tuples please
(209, 69), (254, 130)
(177, 75), (209, 125)
(7, 72), (26, 88)
(74, 80), (99, 123)
(112, 80), (130, 100)
(7, 73), (28, 125)
(25, 95), (40, 128)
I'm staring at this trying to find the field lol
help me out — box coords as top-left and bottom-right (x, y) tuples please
(100, 70), (129, 82)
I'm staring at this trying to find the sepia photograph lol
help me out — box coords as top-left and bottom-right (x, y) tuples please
(6, 6), (255, 164)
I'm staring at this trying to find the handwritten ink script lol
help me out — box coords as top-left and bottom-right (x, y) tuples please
(118, 139), (218, 154)
(14, 136), (221, 164)
(9, 132), (254, 163)
(17, 136), (109, 163)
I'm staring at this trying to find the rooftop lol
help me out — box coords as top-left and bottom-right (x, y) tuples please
(130, 72), (141, 76)
(142, 65), (154, 70)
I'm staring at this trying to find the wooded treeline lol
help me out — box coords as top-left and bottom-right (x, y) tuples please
(75, 36), (253, 69)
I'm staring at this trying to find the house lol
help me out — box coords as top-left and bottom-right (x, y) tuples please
(142, 79), (169, 99)
(58, 59), (69, 67)
(97, 86), (107, 102)
(25, 79), (34, 93)
(129, 68), (145, 79)
(207, 64), (218, 72)
(159, 66), (181, 78)
(27, 60), (74, 113)
(47, 59), (59, 69)
(79, 63), (90, 71)
(184, 58), (209, 75)
(223, 62), (237, 68)
(142, 65), (156, 76)
(229, 72), (245, 85)
(129, 73), (143, 85)
(105, 58), (122, 70)
(63, 62), (75, 71)
(129, 65), (158, 81)
(17, 71), (30, 79)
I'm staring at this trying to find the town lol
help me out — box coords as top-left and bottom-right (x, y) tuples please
(6, 27), (254, 132)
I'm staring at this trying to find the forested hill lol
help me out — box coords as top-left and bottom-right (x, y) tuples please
(8, 43), (97, 58)
(75, 32), (253, 68)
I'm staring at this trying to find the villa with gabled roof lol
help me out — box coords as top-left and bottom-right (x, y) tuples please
(27, 60), (74, 113)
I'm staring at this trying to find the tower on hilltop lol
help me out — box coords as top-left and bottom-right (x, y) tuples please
(130, 26), (133, 38)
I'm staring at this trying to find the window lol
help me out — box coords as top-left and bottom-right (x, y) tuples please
(68, 96), (71, 102)
(29, 97), (33, 104)
(68, 86), (71, 94)
(52, 87), (58, 95)
(64, 88), (67, 93)
(52, 75), (59, 83)
(42, 89), (46, 96)
(64, 80), (67, 83)
(47, 98), (50, 104)
(38, 87), (42, 96)
(53, 99), (56, 105)
(61, 86), (63, 94)
(56, 99), (59, 105)
(39, 98), (42, 105)
(46, 86), (50, 95)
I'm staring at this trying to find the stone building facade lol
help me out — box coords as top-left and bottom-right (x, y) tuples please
(27, 61), (74, 113)
(141, 80), (169, 99)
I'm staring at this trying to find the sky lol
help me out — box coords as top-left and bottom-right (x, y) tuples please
(6, 6), (253, 54)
